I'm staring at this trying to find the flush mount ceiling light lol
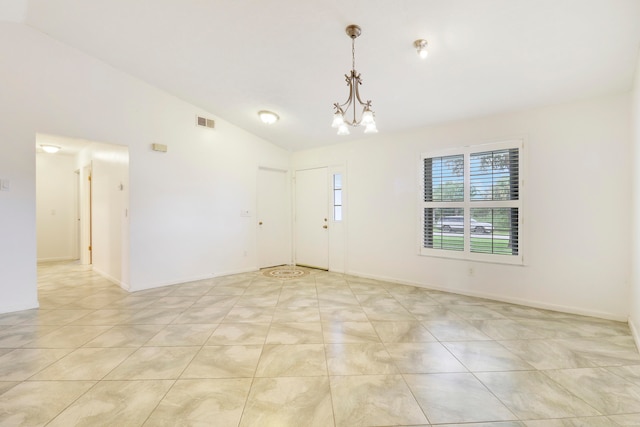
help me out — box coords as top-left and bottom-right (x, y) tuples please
(40, 144), (61, 154)
(331, 24), (377, 135)
(414, 39), (428, 59)
(258, 110), (279, 125)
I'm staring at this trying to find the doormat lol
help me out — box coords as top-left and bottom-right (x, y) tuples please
(262, 266), (310, 280)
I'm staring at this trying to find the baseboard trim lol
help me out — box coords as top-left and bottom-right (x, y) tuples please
(630, 317), (640, 353)
(37, 256), (76, 262)
(127, 267), (261, 293)
(346, 269), (627, 322)
(91, 267), (126, 290)
(0, 300), (39, 315)
(213, 267), (259, 277)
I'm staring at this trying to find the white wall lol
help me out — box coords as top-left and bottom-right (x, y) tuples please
(294, 94), (631, 321)
(630, 51), (640, 345)
(36, 152), (77, 261)
(0, 22), (290, 312)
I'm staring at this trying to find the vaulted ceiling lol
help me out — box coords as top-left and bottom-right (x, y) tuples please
(10, 0), (640, 151)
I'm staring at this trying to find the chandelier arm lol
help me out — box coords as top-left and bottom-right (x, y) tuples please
(353, 75), (368, 107)
(343, 73), (356, 109)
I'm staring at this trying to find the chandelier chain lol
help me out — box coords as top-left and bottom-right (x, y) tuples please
(352, 37), (356, 71)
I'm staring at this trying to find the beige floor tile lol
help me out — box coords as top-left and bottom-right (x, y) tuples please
(371, 321), (436, 343)
(181, 345), (262, 378)
(273, 306), (321, 323)
(0, 324), (60, 348)
(322, 321), (380, 343)
(206, 323), (270, 345)
(443, 341), (534, 372)
(330, 374), (428, 427)
(105, 346), (199, 379)
(319, 306), (369, 322)
(236, 294), (281, 307)
(1, 261), (636, 427)
(240, 376), (334, 427)
(144, 379), (252, 427)
(17, 309), (93, 326)
(127, 308), (183, 324)
(422, 319), (492, 341)
(255, 344), (327, 377)
(0, 348), (72, 381)
(475, 371), (601, 419)
(145, 323), (217, 346)
(386, 342), (467, 374)
(405, 373), (516, 424)
(265, 322), (323, 344)
(0, 380), (95, 427)
(0, 310), (39, 326)
(524, 417), (619, 426)
(544, 367), (640, 414)
(171, 306), (229, 324)
(0, 382), (18, 395)
(30, 347), (136, 380)
(326, 343), (397, 375)
(608, 413), (640, 425)
(193, 295), (239, 307)
(223, 306), (274, 323)
(22, 325), (112, 348)
(68, 309), (131, 326)
(82, 324), (164, 347)
(47, 380), (173, 427)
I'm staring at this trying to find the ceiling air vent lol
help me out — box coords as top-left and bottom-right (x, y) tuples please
(196, 115), (215, 129)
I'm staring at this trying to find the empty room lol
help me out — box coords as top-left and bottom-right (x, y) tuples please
(2, 1), (640, 426)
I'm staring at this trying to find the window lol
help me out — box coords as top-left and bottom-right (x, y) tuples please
(420, 140), (523, 264)
(333, 173), (343, 221)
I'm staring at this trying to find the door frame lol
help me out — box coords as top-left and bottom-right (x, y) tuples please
(80, 163), (92, 265)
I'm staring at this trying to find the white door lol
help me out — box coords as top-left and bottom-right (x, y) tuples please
(295, 167), (329, 269)
(257, 167), (290, 268)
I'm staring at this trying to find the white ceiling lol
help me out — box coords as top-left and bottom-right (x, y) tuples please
(17, 0), (640, 151)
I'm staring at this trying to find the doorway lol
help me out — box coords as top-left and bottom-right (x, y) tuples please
(35, 134), (129, 289)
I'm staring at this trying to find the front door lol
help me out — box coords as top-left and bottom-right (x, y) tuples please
(295, 167), (329, 269)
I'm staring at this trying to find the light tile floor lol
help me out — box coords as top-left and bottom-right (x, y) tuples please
(0, 261), (639, 426)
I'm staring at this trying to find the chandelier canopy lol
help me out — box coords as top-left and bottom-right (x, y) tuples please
(331, 24), (377, 135)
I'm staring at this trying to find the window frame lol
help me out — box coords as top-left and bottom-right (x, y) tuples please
(419, 139), (524, 265)
(333, 173), (343, 222)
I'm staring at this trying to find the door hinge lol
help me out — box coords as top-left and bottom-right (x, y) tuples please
(88, 246), (92, 251)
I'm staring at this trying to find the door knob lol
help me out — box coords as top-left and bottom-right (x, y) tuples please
(259, 221), (263, 225)
(323, 225), (328, 229)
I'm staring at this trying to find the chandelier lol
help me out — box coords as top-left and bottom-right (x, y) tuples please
(331, 24), (377, 135)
